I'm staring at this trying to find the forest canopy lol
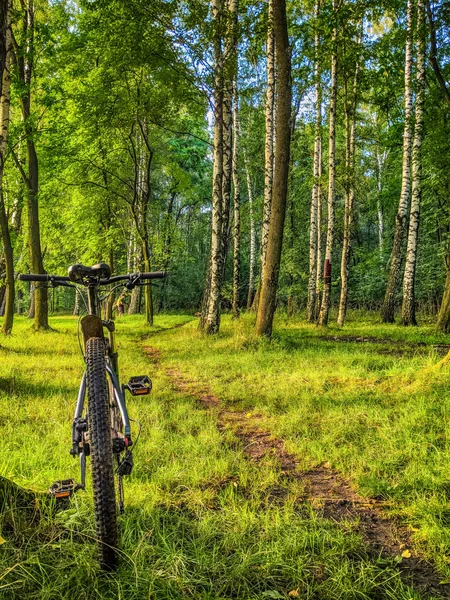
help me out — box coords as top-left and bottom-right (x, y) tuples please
(0, 0), (449, 335)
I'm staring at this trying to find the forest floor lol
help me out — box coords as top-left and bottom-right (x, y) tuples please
(1, 312), (450, 599)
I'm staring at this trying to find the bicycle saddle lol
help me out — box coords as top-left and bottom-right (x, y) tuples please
(68, 263), (111, 282)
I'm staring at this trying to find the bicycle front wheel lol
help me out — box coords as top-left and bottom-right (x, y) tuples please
(85, 336), (119, 569)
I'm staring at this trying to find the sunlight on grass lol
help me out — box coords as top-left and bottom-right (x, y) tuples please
(0, 312), (446, 599)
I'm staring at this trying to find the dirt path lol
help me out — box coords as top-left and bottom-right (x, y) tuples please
(143, 343), (450, 599)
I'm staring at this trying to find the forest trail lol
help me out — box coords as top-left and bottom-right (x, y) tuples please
(143, 336), (450, 600)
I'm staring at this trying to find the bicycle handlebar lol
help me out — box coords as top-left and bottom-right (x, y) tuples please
(18, 271), (167, 286)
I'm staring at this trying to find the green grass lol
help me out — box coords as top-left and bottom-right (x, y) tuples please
(0, 312), (448, 598)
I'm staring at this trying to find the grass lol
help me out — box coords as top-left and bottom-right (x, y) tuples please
(0, 311), (449, 598)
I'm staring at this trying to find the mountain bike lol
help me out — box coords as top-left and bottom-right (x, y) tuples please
(19, 263), (166, 569)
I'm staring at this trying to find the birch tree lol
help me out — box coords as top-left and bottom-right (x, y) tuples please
(306, 0), (322, 323)
(401, 0), (426, 326)
(381, 0), (414, 323)
(253, 0), (275, 312)
(244, 151), (255, 309)
(203, 0), (225, 334)
(337, 30), (361, 327)
(318, 0), (338, 327)
(255, 0), (291, 337)
(14, 0), (49, 330)
(232, 78), (240, 319)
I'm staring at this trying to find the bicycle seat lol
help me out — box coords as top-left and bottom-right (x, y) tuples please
(68, 263), (111, 282)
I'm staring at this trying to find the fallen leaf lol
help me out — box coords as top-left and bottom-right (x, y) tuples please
(246, 413), (252, 418)
(401, 549), (411, 558)
(0, 535), (6, 545)
(288, 590), (300, 597)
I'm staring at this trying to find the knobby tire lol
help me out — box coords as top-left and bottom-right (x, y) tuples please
(85, 337), (119, 569)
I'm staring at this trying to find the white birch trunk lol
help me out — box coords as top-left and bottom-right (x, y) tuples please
(381, 0), (414, 323)
(401, 0), (426, 326)
(318, 0), (338, 326)
(307, 0), (322, 323)
(232, 77), (240, 319)
(337, 32), (361, 327)
(244, 151), (255, 309)
(204, 0), (224, 334)
(254, 0), (275, 310)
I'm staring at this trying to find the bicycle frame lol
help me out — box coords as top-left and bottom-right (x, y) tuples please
(71, 283), (132, 488)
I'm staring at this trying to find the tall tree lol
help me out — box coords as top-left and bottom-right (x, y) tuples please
(244, 151), (255, 309)
(401, 0), (426, 325)
(318, 0), (338, 327)
(0, 0), (13, 334)
(14, 0), (49, 330)
(337, 28), (361, 327)
(381, 0), (414, 323)
(306, 0), (322, 323)
(255, 0), (291, 337)
(232, 78), (240, 319)
(203, 0), (225, 334)
(253, 0), (275, 312)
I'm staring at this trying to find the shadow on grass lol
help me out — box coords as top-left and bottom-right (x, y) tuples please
(0, 376), (78, 397)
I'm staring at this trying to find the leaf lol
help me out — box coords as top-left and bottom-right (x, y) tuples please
(288, 591), (300, 598)
(245, 412), (252, 418)
(401, 549), (411, 558)
(0, 535), (6, 545)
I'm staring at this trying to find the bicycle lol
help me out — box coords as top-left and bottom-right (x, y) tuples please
(19, 263), (166, 570)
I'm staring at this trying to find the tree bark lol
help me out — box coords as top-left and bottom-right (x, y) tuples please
(255, 0), (291, 337)
(315, 140), (323, 321)
(307, 0), (322, 323)
(337, 33), (361, 327)
(437, 254), (450, 332)
(16, 0), (48, 330)
(381, 0), (414, 323)
(204, 0), (224, 334)
(244, 151), (255, 309)
(376, 146), (387, 255)
(318, 0), (338, 327)
(232, 78), (240, 319)
(401, 0), (426, 326)
(253, 0), (275, 313)
(0, 0), (13, 334)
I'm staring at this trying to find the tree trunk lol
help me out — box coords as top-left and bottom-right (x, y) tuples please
(401, 0), (426, 326)
(253, 0), (275, 313)
(142, 238), (153, 326)
(315, 141), (323, 321)
(244, 152), (255, 309)
(28, 282), (35, 318)
(376, 146), (387, 255)
(255, 0), (291, 337)
(232, 78), (240, 319)
(437, 257), (450, 332)
(337, 35), (361, 327)
(73, 287), (80, 316)
(204, 0), (225, 334)
(307, 0), (322, 323)
(0, 0), (13, 334)
(381, 0), (414, 323)
(318, 0), (338, 327)
(105, 249), (115, 321)
(128, 241), (142, 314)
(15, 1), (48, 330)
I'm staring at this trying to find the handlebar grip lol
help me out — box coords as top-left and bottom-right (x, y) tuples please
(139, 271), (167, 280)
(18, 274), (49, 282)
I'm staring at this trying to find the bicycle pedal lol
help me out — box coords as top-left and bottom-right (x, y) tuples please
(49, 479), (77, 499)
(125, 375), (152, 396)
